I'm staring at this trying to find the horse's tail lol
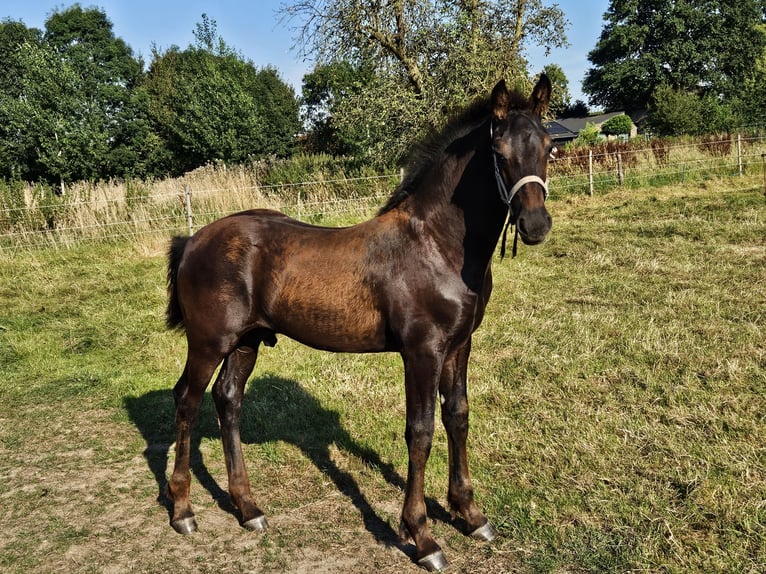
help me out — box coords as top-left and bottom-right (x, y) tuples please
(166, 235), (189, 330)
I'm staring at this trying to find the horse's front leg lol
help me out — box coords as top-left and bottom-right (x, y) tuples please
(399, 349), (447, 571)
(439, 338), (497, 541)
(211, 345), (267, 531)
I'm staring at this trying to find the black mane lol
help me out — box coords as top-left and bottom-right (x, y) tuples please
(378, 89), (529, 215)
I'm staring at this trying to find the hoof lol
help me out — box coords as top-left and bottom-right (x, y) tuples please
(171, 516), (198, 535)
(242, 515), (268, 532)
(469, 521), (498, 542)
(418, 550), (449, 572)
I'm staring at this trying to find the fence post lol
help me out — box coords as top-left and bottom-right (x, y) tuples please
(762, 154), (766, 198)
(184, 184), (193, 236)
(297, 188), (302, 221)
(737, 134), (743, 176)
(617, 151), (624, 186)
(588, 149), (594, 196)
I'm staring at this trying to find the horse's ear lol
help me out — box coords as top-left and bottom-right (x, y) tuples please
(491, 79), (511, 121)
(530, 73), (552, 116)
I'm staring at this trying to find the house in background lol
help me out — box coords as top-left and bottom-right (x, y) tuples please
(546, 110), (646, 144)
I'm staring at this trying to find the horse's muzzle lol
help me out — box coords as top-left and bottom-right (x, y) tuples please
(517, 207), (552, 245)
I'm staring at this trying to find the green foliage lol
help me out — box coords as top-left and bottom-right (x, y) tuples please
(6, 39), (84, 183)
(256, 152), (382, 195)
(584, 0), (766, 112)
(145, 41), (299, 175)
(600, 114), (633, 137)
(44, 5), (146, 179)
(561, 99), (590, 118)
(0, 18), (42, 98)
(573, 122), (602, 146)
(648, 85), (703, 136)
(0, 8), (153, 183)
(648, 85), (737, 136)
(330, 75), (429, 169)
(252, 66), (302, 158)
(285, 0), (568, 164)
(192, 13), (230, 55)
(0, 178), (24, 227)
(301, 61), (375, 156)
(541, 64), (571, 117)
(0, 9), (300, 184)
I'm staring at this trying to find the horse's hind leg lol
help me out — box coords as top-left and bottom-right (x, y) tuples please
(168, 350), (221, 534)
(439, 338), (496, 542)
(211, 341), (267, 531)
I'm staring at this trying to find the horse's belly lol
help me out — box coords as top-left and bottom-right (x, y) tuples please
(272, 298), (386, 352)
(267, 271), (387, 353)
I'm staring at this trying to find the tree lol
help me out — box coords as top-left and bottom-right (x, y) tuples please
(541, 64), (571, 117)
(252, 66), (302, 157)
(300, 61), (374, 155)
(0, 19), (44, 179)
(0, 8), (152, 183)
(584, 0), (766, 111)
(647, 85), (703, 136)
(44, 5), (148, 180)
(574, 122), (602, 146)
(0, 19), (42, 99)
(284, 0), (569, 163)
(600, 114), (633, 137)
(647, 84), (736, 136)
(145, 16), (300, 174)
(561, 100), (589, 118)
(0, 34), (81, 184)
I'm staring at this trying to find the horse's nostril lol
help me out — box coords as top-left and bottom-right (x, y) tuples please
(517, 216), (528, 236)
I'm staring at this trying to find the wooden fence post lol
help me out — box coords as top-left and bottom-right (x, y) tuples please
(184, 185), (193, 236)
(588, 149), (594, 196)
(617, 151), (624, 186)
(762, 154), (766, 198)
(737, 134), (743, 176)
(297, 188), (302, 221)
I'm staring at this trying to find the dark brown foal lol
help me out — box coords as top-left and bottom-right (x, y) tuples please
(165, 75), (553, 571)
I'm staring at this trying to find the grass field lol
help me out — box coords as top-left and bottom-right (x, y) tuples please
(0, 179), (764, 573)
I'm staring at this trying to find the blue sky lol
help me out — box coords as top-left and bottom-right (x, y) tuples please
(3, 0), (609, 105)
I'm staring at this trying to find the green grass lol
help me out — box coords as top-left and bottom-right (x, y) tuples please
(0, 180), (764, 573)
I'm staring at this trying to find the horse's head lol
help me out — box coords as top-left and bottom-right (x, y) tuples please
(490, 75), (554, 246)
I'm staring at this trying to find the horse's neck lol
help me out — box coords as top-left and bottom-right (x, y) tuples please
(407, 142), (509, 291)
(451, 144), (509, 258)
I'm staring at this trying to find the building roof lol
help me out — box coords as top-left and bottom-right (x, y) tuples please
(545, 111), (643, 141)
(544, 120), (578, 140)
(554, 112), (626, 134)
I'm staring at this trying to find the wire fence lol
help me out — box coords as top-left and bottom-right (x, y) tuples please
(2, 134), (765, 251)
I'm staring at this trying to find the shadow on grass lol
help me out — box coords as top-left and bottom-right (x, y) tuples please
(124, 374), (454, 561)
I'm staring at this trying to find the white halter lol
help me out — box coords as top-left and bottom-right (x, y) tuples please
(491, 124), (549, 206)
(490, 123), (549, 258)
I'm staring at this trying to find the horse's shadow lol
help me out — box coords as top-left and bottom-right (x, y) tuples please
(124, 374), (456, 560)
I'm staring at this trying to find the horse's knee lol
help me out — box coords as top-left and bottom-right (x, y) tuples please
(405, 419), (435, 453)
(441, 400), (469, 434)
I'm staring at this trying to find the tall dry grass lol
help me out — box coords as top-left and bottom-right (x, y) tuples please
(1, 134), (765, 249)
(0, 162), (400, 249)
